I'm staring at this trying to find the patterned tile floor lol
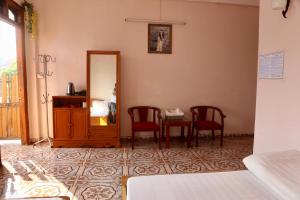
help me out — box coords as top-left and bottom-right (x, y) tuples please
(0, 136), (253, 200)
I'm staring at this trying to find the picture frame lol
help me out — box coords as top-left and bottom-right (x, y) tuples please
(148, 24), (172, 54)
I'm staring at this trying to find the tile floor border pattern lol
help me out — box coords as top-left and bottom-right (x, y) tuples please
(0, 136), (253, 200)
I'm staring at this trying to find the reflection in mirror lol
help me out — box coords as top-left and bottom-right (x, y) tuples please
(90, 55), (117, 126)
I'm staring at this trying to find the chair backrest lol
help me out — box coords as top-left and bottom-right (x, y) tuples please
(190, 106), (224, 122)
(128, 106), (161, 123)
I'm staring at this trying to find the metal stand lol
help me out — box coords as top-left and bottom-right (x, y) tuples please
(33, 55), (55, 147)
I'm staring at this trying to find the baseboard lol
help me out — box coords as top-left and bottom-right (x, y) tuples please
(29, 133), (254, 144)
(120, 133), (254, 140)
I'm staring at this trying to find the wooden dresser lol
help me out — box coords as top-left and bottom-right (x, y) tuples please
(52, 96), (120, 147)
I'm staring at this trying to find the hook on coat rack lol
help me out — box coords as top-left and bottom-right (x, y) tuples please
(41, 94), (50, 104)
(37, 54), (56, 64)
(36, 54), (55, 77)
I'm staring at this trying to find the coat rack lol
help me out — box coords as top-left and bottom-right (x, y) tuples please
(33, 54), (55, 147)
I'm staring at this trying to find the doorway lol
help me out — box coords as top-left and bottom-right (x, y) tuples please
(0, 0), (29, 144)
(0, 20), (21, 139)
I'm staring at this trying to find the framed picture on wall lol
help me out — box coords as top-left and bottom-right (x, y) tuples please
(148, 24), (172, 54)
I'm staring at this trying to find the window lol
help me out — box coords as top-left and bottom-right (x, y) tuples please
(8, 9), (15, 21)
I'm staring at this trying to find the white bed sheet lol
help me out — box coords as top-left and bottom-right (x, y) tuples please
(244, 150), (300, 200)
(127, 170), (282, 200)
(90, 107), (108, 117)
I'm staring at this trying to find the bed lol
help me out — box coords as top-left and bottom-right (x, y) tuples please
(127, 150), (300, 200)
(90, 99), (109, 126)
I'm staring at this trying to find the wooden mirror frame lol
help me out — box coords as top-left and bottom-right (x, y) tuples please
(86, 50), (121, 147)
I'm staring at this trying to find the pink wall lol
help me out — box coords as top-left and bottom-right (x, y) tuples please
(26, 0), (259, 140)
(254, 0), (300, 153)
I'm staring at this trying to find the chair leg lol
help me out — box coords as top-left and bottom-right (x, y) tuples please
(212, 130), (215, 140)
(187, 124), (191, 148)
(220, 128), (224, 147)
(181, 127), (184, 140)
(196, 128), (199, 147)
(132, 131), (135, 150)
(161, 121), (165, 141)
(158, 129), (161, 149)
(191, 124), (195, 141)
(154, 131), (158, 143)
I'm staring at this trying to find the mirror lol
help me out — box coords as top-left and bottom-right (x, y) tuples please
(88, 52), (119, 127)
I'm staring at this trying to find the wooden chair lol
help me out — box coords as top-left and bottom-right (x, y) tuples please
(128, 106), (162, 149)
(190, 106), (226, 147)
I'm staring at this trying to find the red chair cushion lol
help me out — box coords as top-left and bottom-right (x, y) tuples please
(132, 122), (160, 131)
(196, 120), (222, 130)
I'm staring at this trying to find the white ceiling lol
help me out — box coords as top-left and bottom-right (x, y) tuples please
(185, 0), (259, 6)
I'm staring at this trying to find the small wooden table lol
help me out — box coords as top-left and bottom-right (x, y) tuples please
(161, 118), (192, 148)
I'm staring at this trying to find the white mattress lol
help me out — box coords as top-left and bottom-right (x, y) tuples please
(244, 150), (300, 200)
(90, 107), (108, 117)
(127, 170), (282, 200)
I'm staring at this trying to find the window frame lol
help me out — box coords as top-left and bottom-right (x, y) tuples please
(0, 0), (23, 26)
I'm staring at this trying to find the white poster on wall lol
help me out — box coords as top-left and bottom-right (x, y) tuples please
(259, 51), (284, 79)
